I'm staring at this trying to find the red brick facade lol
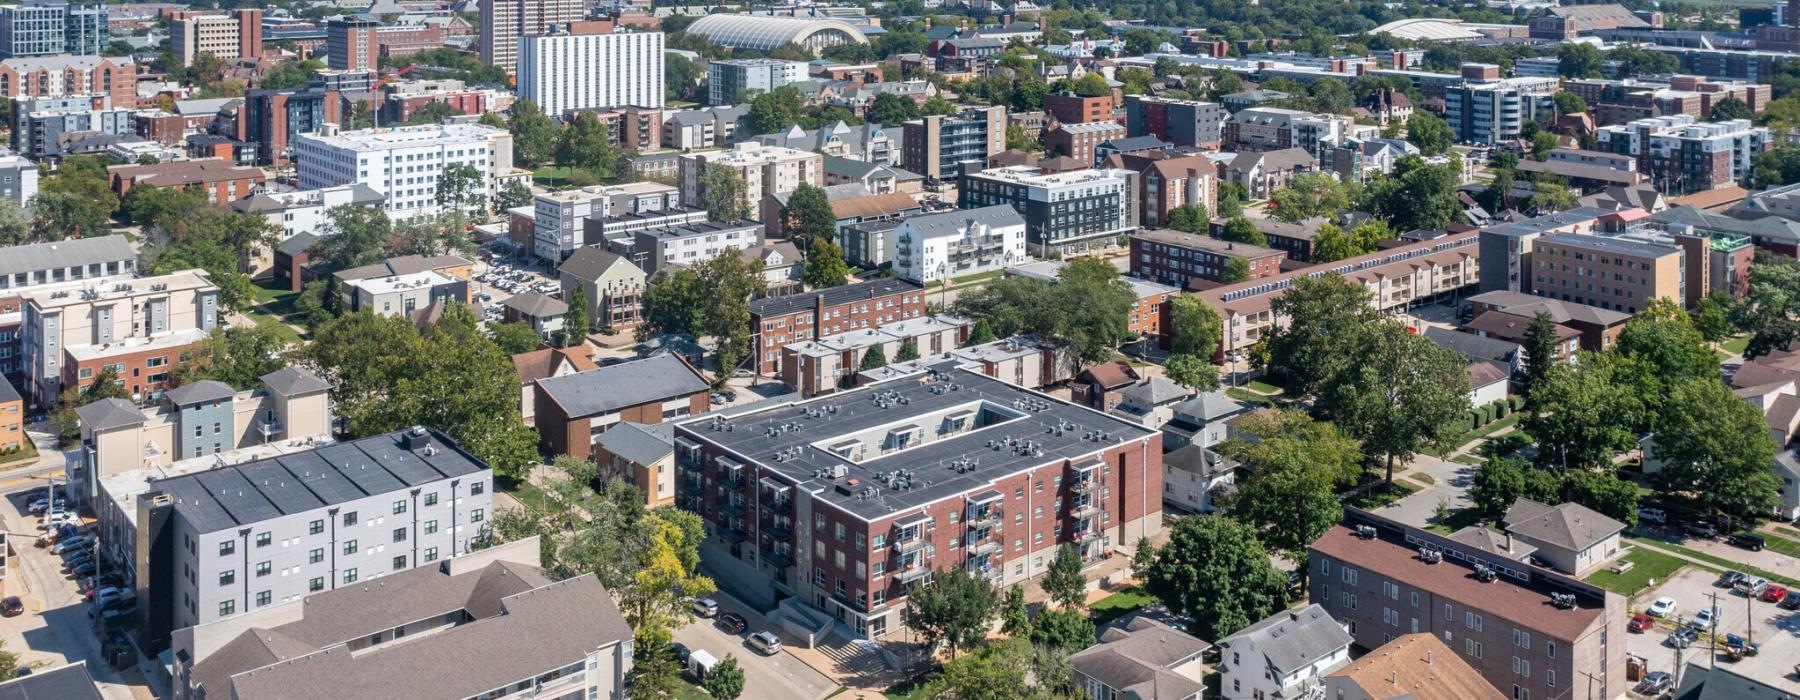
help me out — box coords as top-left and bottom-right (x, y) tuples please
(749, 281), (926, 375)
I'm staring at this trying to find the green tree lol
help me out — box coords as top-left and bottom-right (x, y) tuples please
(1145, 515), (1287, 640)
(1405, 112), (1453, 156)
(1521, 355), (1646, 470)
(1222, 257), (1251, 284)
(703, 655), (745, 700)
(1562, 469), (1640, 527)
(1553, 91), (1589, 115)
(859, 343), (889, 370)
(747, 85), (810, 134)
(175, 325), (292, 389)
(1223, 410), (1360, 581)
(1266, 274), (1380, 395)
(405, 100), (465, 125)
(0, 197), (27, 246)
(786, 183), (838, 248)
(313, 205), (394, 271)
(563, 284), (590, 346)
(123, 184), (207, 228)
(508, 100), (559, 168)
(665, 53), (701, 103)
(1711, 96), (1753, 122)
(920, 95), (958, 117)
(0, 639), (17, 681)
(968, 318), (995, 345)
(495, 179), (533, 212)
(1529, 181), (1577, 213)
(922, 639), (1035, 699)
(905, 565), (1000, 658)
(1219, 218), (1266, 246)
(1165, 204), (1208, 233)
(1042, 545), (1086, 609)
(1616, 298), (1720, 384)
(699, 164), (751, 221)
(1650, 378), (1782, 519)
(556, 112), (619, 182)
(1269, 172), (1351, 222)
(1310, 223), (1358, 263)
(1690, 292), (1735, 345)
(1319, 322), (1470, 482)
(1470, 456), (1529, 517)
(491, 321), (542, 354)
(866, 92), (919, 125)
(28, 191), (109, 241)
(895, 338), (920, 363)
(435, 163), (487, 216)
(1521, 311), (1561, 398)
(999, 585), (1030, 637)
(1361, 156), (1461, 232)
(1169, 295), (1223, 357)
(804, 238), (851, 289)
(1163, 353), (1218, 393)
(1030, 608), (1096, 651)
(1558, 42), (1605, 78)
(1216, 181), (1248, 219)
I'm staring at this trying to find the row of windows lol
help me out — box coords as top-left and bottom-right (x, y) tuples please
(216, 484), (483, 556)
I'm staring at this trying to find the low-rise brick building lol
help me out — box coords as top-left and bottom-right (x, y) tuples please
(1129, 229), (1285, 289)
(748, 278), (925, 376)
(106, 158), (266, 206)
(534, 353), (711, 461)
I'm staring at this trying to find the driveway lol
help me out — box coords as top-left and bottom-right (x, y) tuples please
(1383, 455), (1478, 528)
(672, 592), (838, 700)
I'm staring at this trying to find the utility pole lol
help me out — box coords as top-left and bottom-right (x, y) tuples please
(1709, 590), (1721, 670)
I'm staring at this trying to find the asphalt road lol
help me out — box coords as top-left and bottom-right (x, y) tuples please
(671, 592), (837, 700)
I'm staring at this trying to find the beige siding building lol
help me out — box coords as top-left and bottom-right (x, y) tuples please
(20, 269), (218, 407)
(678, 142), (823, 220)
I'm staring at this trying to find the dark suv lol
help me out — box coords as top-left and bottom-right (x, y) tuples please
(1728, 532), (1766, 551)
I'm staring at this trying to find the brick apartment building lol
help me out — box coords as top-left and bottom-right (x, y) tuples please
(1044, 91), (1115, 125)
(1311, 510), (1627, 700)
(106, 158), (266, 206)
(1565, 75), (1770, 126)
(21, 269), (219, 407)
(1042, 121), (1125, 165)
(1107, 152), (1217, 229)
(534, 353), (711, 461)
(0, 54), (135, 104)
(1129, 229), (1285, 289)
(748, 278), (926, 375)
(672, 365), (1164, 639)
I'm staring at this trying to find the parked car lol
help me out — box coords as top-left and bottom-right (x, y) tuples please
(1729, 533), (1766, 551)
(1764, 584), (1790, 603)
(87, 586), (122, 603)
(1783, 590), (1800, 610)
(26, 498), (50, 514)
(1648, 597), (1678, 617)
(692, 598), (718, 618)
(1667, 627), (1696, 648)
(1736, 576), (1771, 597)
(52, 535), (92, 554)
(40, 512), (78, 528)
(1635, 671), (1674, 696)
(1692, 606), (1720, 630)
(747, 631), (782, 655)
(1629, 613), (1655, 633)
(1, 597), (23, 617)
(717, 612), (746, 635)
(672, 642), (691, 665)
(67, 561), (95, 578)
(1638, 507), (1667, 524)
(1684, 521), (1719, 539)
(1719, 571), (1748, 588)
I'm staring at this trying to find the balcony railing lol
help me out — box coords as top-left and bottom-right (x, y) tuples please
(722, 527), (749, 544)
(969, 540), (1002, 556)
(1071, 478), (1102, 495)
(724, 474), (747, 490)
(764, 547), (794, 569)
(1072, 502), (1102, 519)
(678, 479), (703, 497)
(1072, 528), (1101, 543)
(722, 501), (747, 518)
(892, 537), (927, 554)
(896, 564), (931, 584)
(966, 509), (1002, 529)
(769, 522), (793, 540)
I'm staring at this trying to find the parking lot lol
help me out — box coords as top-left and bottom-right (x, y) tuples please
(1625, 566), (1800, 694)
(0, 484), (143, 698)
(672, 592), (837, 700)
(470, 250), (561, 326)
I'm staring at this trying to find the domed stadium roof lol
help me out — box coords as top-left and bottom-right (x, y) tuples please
(1370, 18), (1484, 41)
(686, 14), (870, 52)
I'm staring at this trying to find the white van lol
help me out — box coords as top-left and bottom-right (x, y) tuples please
(687, 649), (718, 680)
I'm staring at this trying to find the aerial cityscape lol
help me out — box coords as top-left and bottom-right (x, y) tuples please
(0, 0), (1793, 697)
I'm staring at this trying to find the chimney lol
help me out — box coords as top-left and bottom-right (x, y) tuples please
(1504, 531), (1513, 552)
(1426, 650), (1433, 665)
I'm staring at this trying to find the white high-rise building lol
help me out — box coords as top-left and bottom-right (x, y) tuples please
(292, 123), (513, 219)
(517, 24), (664, 117)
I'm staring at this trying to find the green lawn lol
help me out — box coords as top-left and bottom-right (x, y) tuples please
(532, 166), (597, 189)
(1345, 480), (1420, 509)
(1451, 413), (1522, 451)
(1722, 334), (1752, 356)
(1426, 507), (1484, 535)
(1091, 586), (1157, 625)
(675, 682), (711, 700)
(1225, 387), (1277, 408)
(884, 676), (931, 700)
(1754, 530), (1800, 559)
(1407, 472), (1436, 487)
(246, 310), (302, 345)
(1585, 546), (1690, 596)
(1245, 378), (1282, 394)
(0, 440), (39, 468)
(1452, 454), (1484, 466)
(1628, 539), (1800, 589)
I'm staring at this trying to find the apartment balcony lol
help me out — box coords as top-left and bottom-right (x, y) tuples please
(1070, 477), (1103, 495)
(966, 509), (1002, 530)
(1072, 528), (1102, 544)
(896, 563), (932, 584)
(768, 522), (794, 540)
(969, 539), (1002, 557)
(678, 478), (703, 497)
(723, 474), (748, 491)
(722, 500), (747, 518)
(722, 527), (749, 544)
(832, 590), (869, 613)
(1071, 501), (1103, 519)
(763, 546), (794, 569)
(892, 536), (928, 555)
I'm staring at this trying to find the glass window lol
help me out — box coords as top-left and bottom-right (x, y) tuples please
(392, 500), (407, 515)
(393, 528), (406, 543)
(344, 568), (358, 584)
(219, 570), (235, 586)
(219, 600), (235, 616)
(256, 532), (271, 547)
(344, 540), (358, 555)
(309, 519), (324, 535)
(344, 512), (358, 526)
(219, 541), (235, 556)
(309, 577), (324, 592)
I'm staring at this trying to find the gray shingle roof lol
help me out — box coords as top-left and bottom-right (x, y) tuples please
(537, 354), (710, 418)
(0, 236), (135, 279)
(1071, 617), (1211, 699)
(1217, 604), (1353, 676)
(164, 380), (237, 406)
(1424, 327), (1520, 365)
(1171, 391), (1247, 422)
(596, 421), (675, 466)
(747, 278), (923, 318)
(1503, 498), (1625, 552)
(275, 231), (319, 256)
(502, 291), (568, 318)
(151, 428), (489, 534)
(0, 661), (104, 700)
(1162, 444), (1236, 478)
(558, 247), (644, 284)
(75, 398), (148, 432)
(260, 366), (331, 397)
(896, 205), (1024, 240)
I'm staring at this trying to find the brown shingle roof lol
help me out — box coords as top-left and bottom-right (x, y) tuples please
(511, 346), (598, 385)
(1325, 633), (1505, 700)
(829, 192), (920, 220)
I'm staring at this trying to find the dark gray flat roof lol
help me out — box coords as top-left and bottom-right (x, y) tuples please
(676, 366), (1156, 521)
(537, 353), (710, 418)
(0, 661), (104, 700)
(748, 278), (922, 318)
(150, 428), (489, 534)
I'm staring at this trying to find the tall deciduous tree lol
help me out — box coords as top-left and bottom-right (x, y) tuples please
(1169, 295), (1223, 357)
(804, 237), (851, 289)
(1405, 112), (1453, 156)
(1223, 410), (1360, 583)
(1219, 218), (1266, 246)
(786, 183), (837, 249)
(999, 585), (1030, 636)
(1144, 515), (1287, 640)
(1615, 298), (1719, 385)
(435, 163), (487, 216)
(1650, 378), (1781, 519)
(1521, 311), (1561, 398)
(1269, 172), (1352, 223)
(703, 655), (744, 700)
(1041, 545), (1087, 609)
(508, 99), (558, 167)
(1164, 353), (1219, 393)
(904, 565), (1000, 658)
(699, 164), (751, 221)
(556, 112), (619, 182)
(313, 205), (395, 271)
(564, 284), (590, 346)
(1266, 274), (1379, 395)
(1521, 354), (1647, 470)
(1319, 322), (1470, 482)
(176, 325), (293, 389)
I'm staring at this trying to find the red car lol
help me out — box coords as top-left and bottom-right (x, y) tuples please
(1628, 613), (1654, 633)
(1763, 584), (1790, 603)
